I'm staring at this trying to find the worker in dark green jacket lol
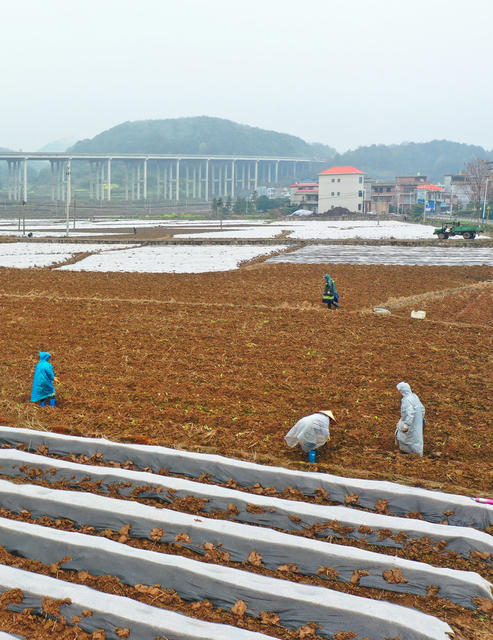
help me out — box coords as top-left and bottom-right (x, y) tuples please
(322, 273), (339, 309)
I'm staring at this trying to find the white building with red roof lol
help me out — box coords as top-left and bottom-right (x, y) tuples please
(318, 166), (365, 214)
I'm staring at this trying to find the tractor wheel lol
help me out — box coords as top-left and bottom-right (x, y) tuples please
(437, 232), (448, 240)
(463, 232), (473, 239)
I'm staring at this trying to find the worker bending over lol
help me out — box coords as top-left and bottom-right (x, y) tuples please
(285, 410), (336, 462)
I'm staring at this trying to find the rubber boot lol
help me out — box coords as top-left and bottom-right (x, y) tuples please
(49, 397), (56, 407)
(40, 400), (46, 407)
(308, 449), (316, 463)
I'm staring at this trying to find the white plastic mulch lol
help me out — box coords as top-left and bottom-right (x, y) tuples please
(267, 244), (493, 266)
(1, 219), (468, 240)
(0, 243), (133, 269)
(0, 218), (266, 237)
(180, 220), (452, 240)
(57, 245), (287, 273)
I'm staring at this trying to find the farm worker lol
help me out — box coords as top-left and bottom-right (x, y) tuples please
(395, 382), (425, 456)
(322, 273), (339, 309)
(285, 410), (336, 462)
(30, 352), (58, 407)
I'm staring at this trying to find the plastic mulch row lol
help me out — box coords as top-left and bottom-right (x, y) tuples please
(0, 426), (489, 529)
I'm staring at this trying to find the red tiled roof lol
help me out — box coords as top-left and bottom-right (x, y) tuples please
(319, 166), (364, 175)
(290, 182), (318, 187)
(416, 184), (444, 191)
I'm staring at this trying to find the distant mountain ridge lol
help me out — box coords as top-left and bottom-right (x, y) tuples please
(333, 140), (493, 182)
(69, 116), (337, 160)
(37, 138), (78, 152)
(3, 119), (491, 183)
(69, 118), (493, 181)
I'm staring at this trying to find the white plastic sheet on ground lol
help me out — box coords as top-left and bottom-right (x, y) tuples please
(0, 481), (489, 609)
(0, 521), (455, 640)
(267, 244), (493, 266)
(179, 220), (440, 240)
(0, 633), (25, 639)
(1, 427), (489, 530)
(0, 565), (273, 640)
(0, 243), (133, 268)
(56, 244), (288, 273)
(1, 449), (491, 562)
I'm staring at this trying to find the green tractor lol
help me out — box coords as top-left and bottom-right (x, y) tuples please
(433, 221), (484, 240)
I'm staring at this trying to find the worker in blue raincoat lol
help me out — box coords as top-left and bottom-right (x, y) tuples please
(322, 273), (339, 309)
(395, 382), (425, 455)
(31, 352), (57, 407)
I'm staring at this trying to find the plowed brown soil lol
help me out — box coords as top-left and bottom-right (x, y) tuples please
(0, 263), (491, 495)
(392, 281), (493, 326)
(0, 605), (98, 640)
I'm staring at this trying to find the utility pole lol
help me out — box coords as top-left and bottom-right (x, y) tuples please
(482, 178), (489, 222)
(65, 160), (71, 237)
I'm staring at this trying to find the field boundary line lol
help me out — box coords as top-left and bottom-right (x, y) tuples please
(0, 290), (491, 329)
(376, 279), (493, 310)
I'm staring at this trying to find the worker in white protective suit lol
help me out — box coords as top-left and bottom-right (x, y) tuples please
(395, 382), (425, 456)
(285, 410), (336, 462)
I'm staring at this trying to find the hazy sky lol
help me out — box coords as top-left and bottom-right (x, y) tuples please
(2, 0), (492, 152)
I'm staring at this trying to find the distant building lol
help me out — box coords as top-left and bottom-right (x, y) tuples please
(289, 182), (319, 212)
(443, 174), (471, 209)
(416, 183), (446, 214)
(393, 175), (427, 212)
(370, 181), (395, 215)
(318, 166), (365, 213)
(257, 186), (291, 198)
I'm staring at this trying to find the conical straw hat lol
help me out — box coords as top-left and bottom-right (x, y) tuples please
(319, 410), (336, 421)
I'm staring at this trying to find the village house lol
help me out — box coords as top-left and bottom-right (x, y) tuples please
(318, 166), (365, 213)
(370, 181), (395, 215)
(394, 175), (428, 212)
(289, 182), (319, 212)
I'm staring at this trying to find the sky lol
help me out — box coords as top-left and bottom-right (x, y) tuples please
(1, 0), (492, 152)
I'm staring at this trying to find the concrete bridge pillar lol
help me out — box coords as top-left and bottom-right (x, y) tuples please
(107, 158), (111, 201)
(7, 159), (24, 201)
(205, 159), (209, 201)
(175, 159), (180, 201)
(143, 159), (147, 201)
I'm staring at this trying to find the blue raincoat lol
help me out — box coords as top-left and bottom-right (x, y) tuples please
(31, 352), (55, 402)
(395, 382), (425, 455)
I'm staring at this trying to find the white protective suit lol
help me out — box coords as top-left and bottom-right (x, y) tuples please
(395, 382), (425, 455)
(285, 412), (330, 453)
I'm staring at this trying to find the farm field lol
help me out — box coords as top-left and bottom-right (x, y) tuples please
(0, 261), (491, 493)
(0, 258), (491, 640)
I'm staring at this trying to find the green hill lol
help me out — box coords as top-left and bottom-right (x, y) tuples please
(69, 120), (493, 180)
(70, 116), (337, 159)
(333, 140), (493, 182)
